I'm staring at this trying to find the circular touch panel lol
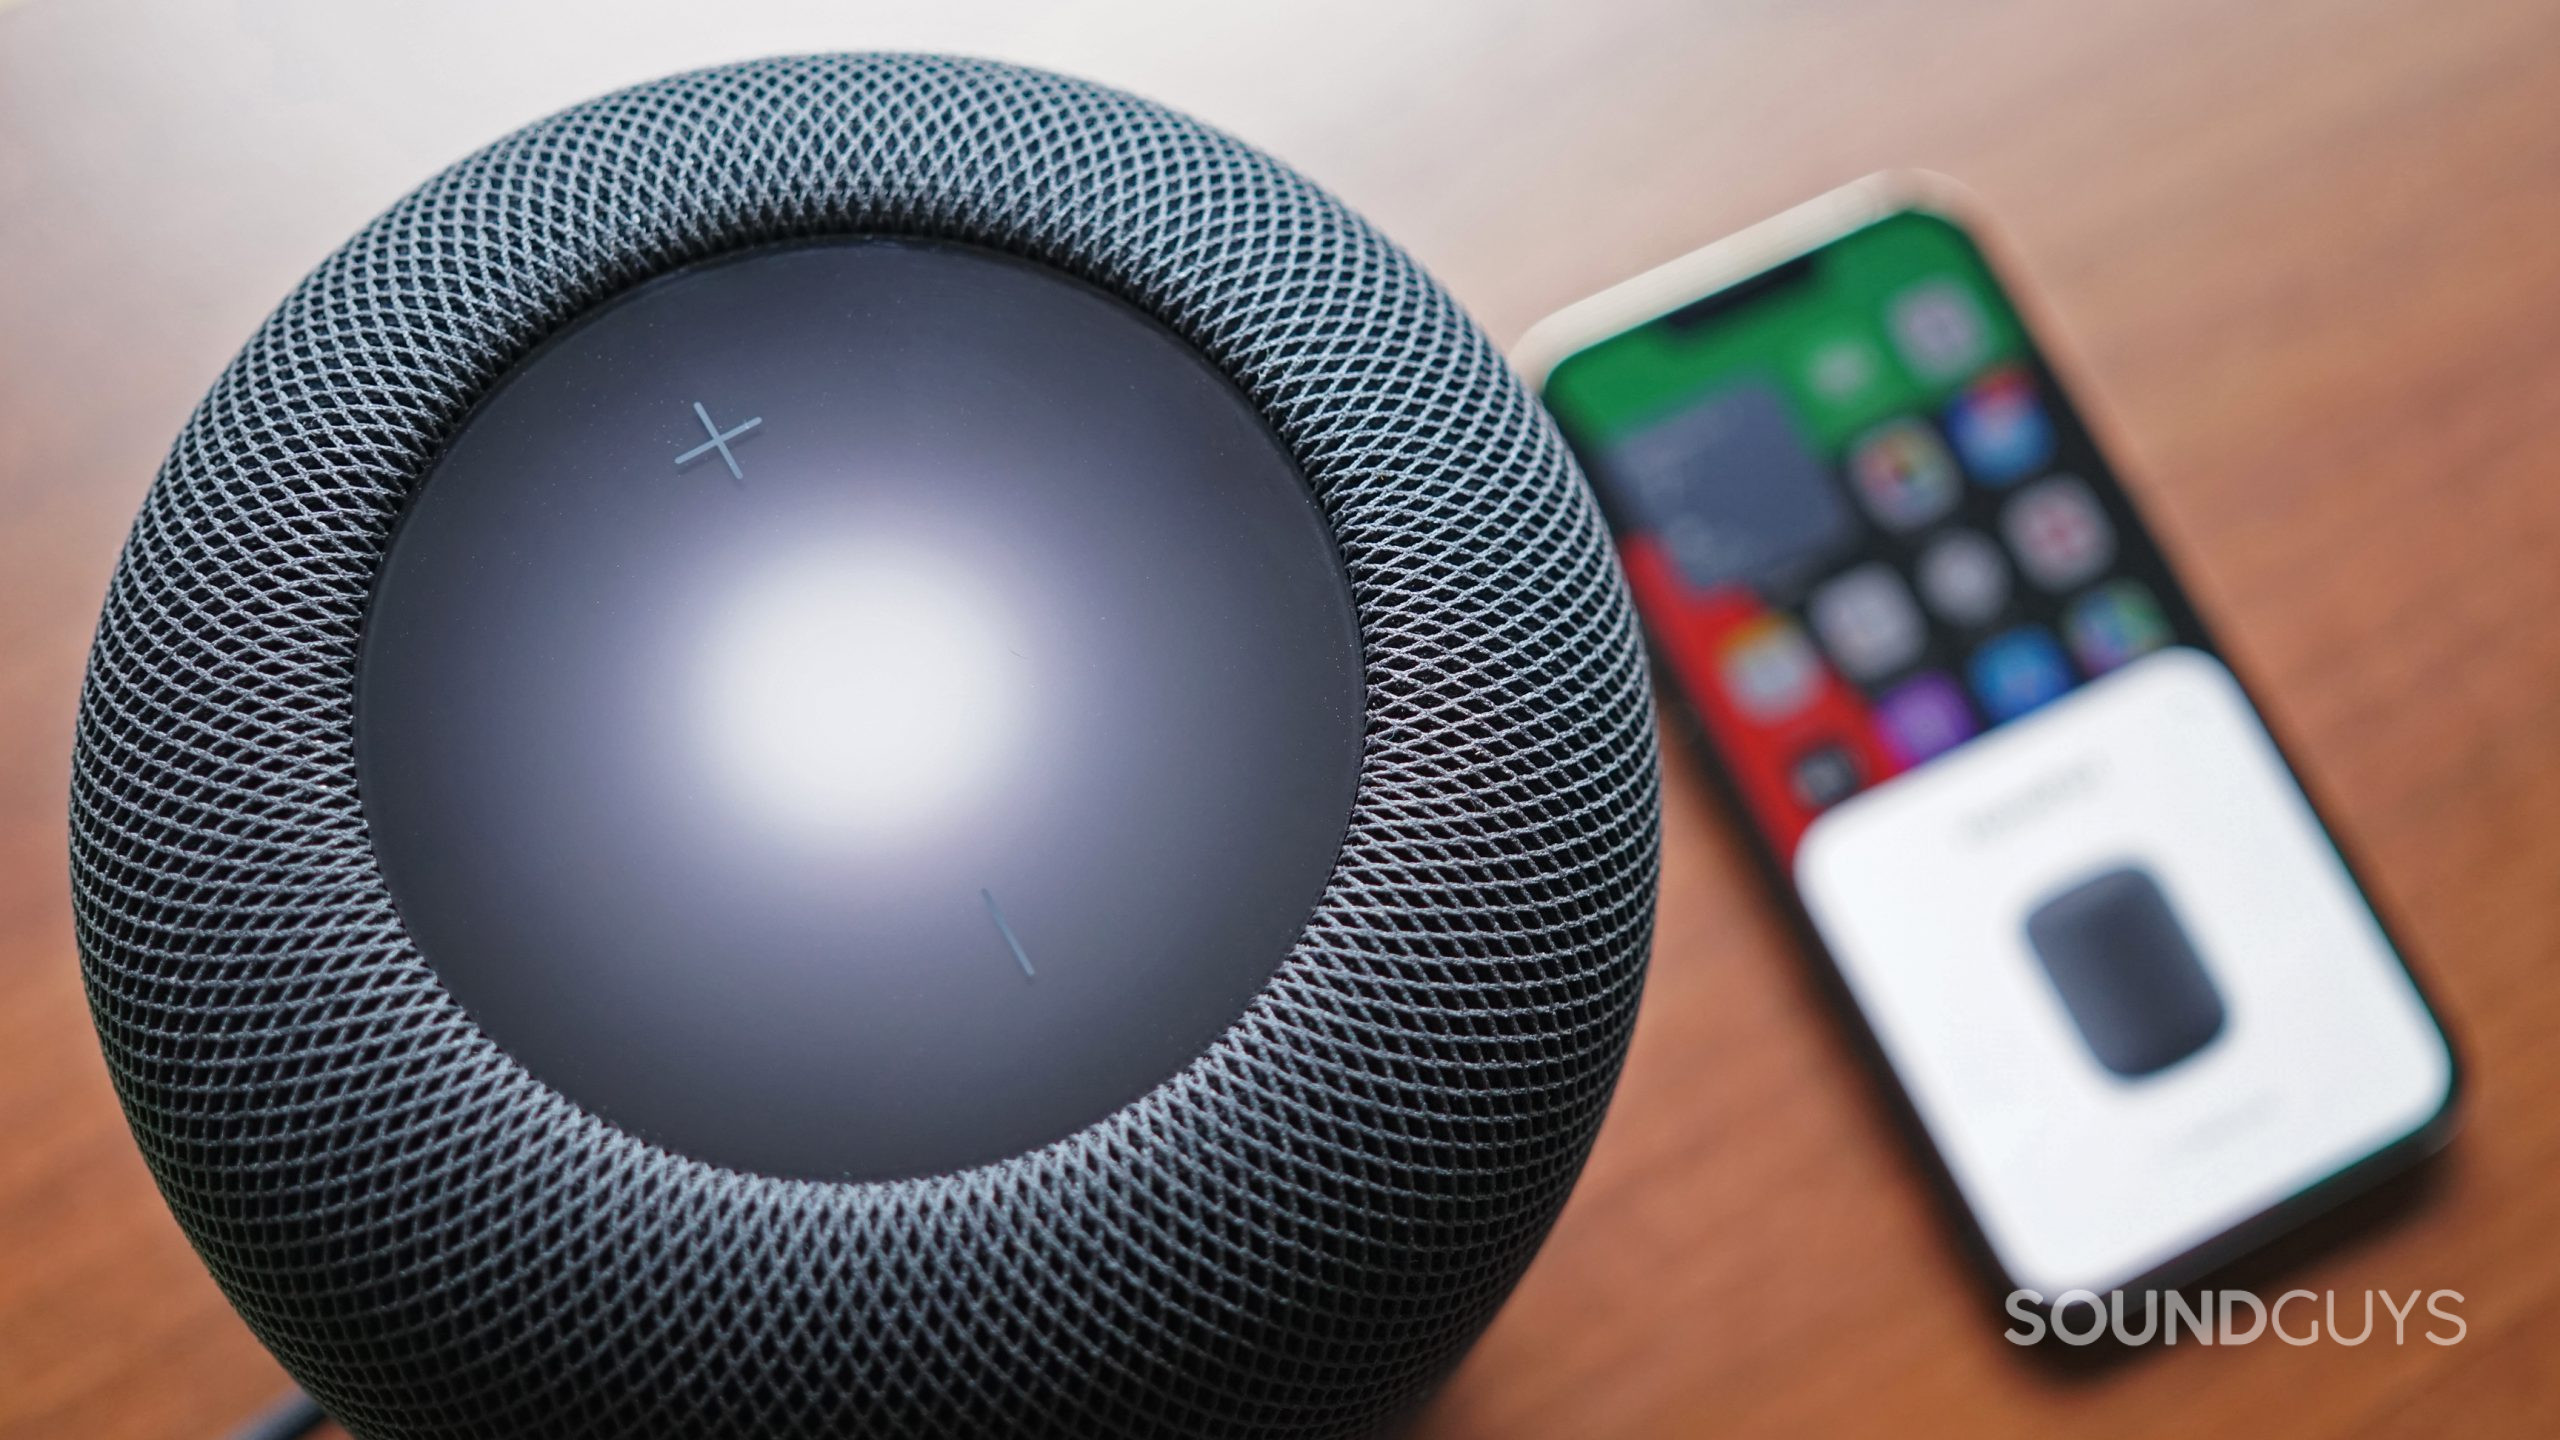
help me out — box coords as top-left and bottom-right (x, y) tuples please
(360, 239), (1365, 1181)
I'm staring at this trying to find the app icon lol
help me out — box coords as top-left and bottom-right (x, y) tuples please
(1718, 615), (1824, 722)
(1889, 278), (1991, 382)
(2065, 579), (2173, 674)
(1808, 563), (1925, 682)
(1788, 743), (1864, 813)
(1916, 528), (2010, 627)
(1874, 670), (1978, 765)
(1943, 366), (2053, 484)
(1805, 336), (1885, 407)
(2002, 474), (2116, 591)
(1848, 418), (1961, 532)
(1967, 626), (2074, 721)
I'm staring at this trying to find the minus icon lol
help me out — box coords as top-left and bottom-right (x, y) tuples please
(980, 888), (1036, 981)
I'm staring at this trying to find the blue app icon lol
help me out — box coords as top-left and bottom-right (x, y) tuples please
(1967, 626), (2074, 721)
(1944, 367), (2054, 486)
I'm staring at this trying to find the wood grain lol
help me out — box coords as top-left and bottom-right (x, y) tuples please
(4, 1), (2558, 1436)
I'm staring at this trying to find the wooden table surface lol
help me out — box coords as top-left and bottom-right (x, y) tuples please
(5, 0), (2559, 1435)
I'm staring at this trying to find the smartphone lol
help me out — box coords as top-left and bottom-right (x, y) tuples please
(1520, 176), (2458, 1302)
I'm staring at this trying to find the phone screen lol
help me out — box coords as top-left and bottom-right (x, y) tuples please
(1538, 204), (2455, 1298)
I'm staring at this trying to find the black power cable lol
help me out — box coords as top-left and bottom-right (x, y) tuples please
(222, 1389), (329, 1440)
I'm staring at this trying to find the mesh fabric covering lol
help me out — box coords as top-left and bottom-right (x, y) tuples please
(71, 54), (1659, 1439)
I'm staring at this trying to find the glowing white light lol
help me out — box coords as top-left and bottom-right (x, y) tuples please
(701, 550), (1025, 835)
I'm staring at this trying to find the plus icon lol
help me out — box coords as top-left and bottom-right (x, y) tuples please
(675, 401), (762, 479)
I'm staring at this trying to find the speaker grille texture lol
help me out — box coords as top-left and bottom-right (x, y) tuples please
(71, 54), (1659, 1439)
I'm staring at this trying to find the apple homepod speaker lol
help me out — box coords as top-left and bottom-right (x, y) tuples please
(70, 55), (1659, 1439)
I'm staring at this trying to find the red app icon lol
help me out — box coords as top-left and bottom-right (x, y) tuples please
(2002, 475), (2115, 591)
